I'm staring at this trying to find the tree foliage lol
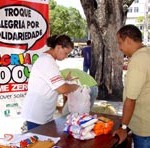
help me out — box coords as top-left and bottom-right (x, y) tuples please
(49, 0), (87, 40)
(136, 15), (150, 23)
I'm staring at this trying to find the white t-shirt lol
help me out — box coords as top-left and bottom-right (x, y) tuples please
(22, 53), (65, 124)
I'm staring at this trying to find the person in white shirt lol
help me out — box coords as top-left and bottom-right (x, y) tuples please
(21, 35), (79, 130)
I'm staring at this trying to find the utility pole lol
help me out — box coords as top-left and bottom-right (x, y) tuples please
(144, 0), (148, 45)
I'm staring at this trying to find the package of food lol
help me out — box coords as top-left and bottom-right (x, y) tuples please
(19, 136), (54, 148)
(93, 116), (114, 136)
(27, 140), (54, 148)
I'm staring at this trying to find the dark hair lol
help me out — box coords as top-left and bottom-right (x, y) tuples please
(46, 35), (74, 49)
(87, 40), (91, 45)
(117, 24), (142, 42)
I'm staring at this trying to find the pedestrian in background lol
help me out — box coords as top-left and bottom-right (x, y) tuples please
(113, 24), (150, 148)
(81, 40), (92, 73)
(22, 35), (79, 130)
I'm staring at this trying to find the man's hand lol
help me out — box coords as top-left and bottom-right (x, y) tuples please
(113, 128), (128, 144)
(113, 98), (135, 144)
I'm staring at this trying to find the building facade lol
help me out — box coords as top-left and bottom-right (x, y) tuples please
(126, 0), (150, 45)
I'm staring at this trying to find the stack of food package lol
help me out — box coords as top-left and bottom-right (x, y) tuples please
(64, 113), (114, 140)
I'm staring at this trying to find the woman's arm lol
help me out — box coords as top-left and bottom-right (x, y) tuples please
(56, 83), (79, 94)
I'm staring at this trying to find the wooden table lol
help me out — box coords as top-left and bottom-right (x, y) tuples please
(29, 113), (131, 148)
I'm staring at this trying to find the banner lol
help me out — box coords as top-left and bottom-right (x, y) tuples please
(0, 0), (49, 117)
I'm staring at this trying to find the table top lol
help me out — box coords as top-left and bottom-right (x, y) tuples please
(29, 113), (124, 148)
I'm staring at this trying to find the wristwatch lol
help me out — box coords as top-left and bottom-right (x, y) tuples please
(121, 124), (128, 130)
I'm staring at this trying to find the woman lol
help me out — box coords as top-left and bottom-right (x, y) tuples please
(21, 35), (79, 130)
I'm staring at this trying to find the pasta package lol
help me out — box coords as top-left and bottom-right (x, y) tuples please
(93, 116), (114, 136)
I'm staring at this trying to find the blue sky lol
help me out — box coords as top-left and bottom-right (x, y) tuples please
(56, 0), (85, 17)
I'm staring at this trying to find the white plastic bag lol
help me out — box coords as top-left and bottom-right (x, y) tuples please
(67, 86), (91, 114)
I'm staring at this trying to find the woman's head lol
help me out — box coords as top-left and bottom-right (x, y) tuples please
(46, 35), (74, 60)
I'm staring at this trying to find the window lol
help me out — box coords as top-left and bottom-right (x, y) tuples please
(128, 7), (132, 13)
(148, 34), (150, 42)
(134, 7), (139, 13)
(139, 25), (143, 30)
(134, 0), (139, 3)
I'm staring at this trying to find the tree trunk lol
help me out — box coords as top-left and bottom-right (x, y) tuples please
(80, 0), (134, 101)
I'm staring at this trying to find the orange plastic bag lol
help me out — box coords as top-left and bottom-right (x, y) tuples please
(93, 116), (114, 136)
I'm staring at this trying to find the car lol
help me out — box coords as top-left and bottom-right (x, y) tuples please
(123, 57), (128, 70)
(68, 47), (81, 57)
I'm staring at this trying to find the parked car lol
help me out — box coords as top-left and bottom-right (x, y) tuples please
(68, 47), (82, 57)
(123, 57), (128, 70)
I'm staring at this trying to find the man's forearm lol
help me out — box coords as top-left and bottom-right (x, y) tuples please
(122, 98), (136, 125)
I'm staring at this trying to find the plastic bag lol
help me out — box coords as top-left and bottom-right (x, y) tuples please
(64, 113), (97, 140)
(67, 86), (91, 114)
